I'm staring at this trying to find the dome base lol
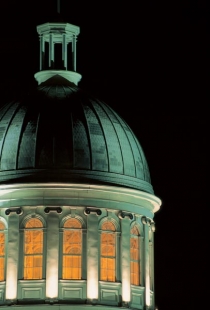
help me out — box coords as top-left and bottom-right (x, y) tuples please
(34, 70), (82, 85)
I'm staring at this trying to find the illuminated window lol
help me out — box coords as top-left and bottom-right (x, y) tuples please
(24, 218), (43, 279)
(130, 225), (140, 285)
(0, 222), (5, 281)
(100, 220), (116, 282)
(63, 218), (82, 279)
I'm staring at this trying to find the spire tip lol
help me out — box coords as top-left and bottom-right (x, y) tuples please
(57, 0), (60, 14)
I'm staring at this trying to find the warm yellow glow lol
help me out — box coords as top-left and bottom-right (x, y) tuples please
(46, 273), (58, 298)
(6, 266), (18, 299)
(63, 218), (82, 279)
(87, 274), (98, 299)
(100, 221), (115, 282)
(122, 279), (130, 302)
(24, 218), (43, 279)
(130, 225), (140, 285)
(146, 274), (151, 306)
(0, 222), (5, 281)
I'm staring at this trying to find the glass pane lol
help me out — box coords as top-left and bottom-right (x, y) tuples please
(130, 234), (140, 285)
(0, 233), (5, 256)
(100, 257), (115, 281)
(0, 222), (5, 230)
(34, 267), (42, 279)
(62, 225), (82, 279)
(101, 233), (115, 256)
(24, 255), (42, 279)
(130, 238), (139, 260)
(24, 221), (43, 279)
(0, 224), (5, 282)
(131, 225), (139, 236)
(25, 218), (43, 228)
(34, 256), (43, 267)
(24, 230), (43, 254)
(63, 255), (81, 279)
(0, 257), (4, 281)
(131, 261), (140, 285)
(24, 256), (33, 268)
(101, 221), (115, 231)
(100, 228), (116, 282)
(64, 218), (82, 228)
(63, 231), (82, 254)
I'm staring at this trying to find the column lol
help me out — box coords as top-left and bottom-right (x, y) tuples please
(150, 223), (155, 309)
(46, 212), (59, 299)
(49, 34), (54, 68)
(5, 213), (19, 300)
(86, 213), (98, 300)
(140, 235), (144, 285)
(121, 217), (130, 304)
(72, 35), (77, 71)
(62, 34), (67, 69)
(39, 35), (45, 70)
(116, 232), (121, 281)
(142, 217), (150, 309)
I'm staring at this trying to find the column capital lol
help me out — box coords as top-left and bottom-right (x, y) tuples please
(118, 211), (133, 220)
(141, 216), (155, 231)
(5, 207), (22, 215)
(84, 207), (102, 216)
(44, 206), (62, 214)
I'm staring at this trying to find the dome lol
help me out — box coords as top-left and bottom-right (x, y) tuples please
(0, 75), (153, 193)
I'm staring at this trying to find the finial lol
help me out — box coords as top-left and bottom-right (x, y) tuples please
(57, 0), (60, 14)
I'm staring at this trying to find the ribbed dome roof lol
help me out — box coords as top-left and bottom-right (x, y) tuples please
(0, 76), (153, 193)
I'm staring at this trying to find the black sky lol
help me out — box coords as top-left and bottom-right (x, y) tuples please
(0, 1), (208, 309)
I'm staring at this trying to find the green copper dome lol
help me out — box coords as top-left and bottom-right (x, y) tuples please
(0, 75), (153, 193)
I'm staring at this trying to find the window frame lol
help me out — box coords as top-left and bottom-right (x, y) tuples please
(19, 215), (46, 281)
(130, 223), (141, 286)
(60, 216), (85, 281)
(0, 219), (7, 282)
(99, 217), (120, 283)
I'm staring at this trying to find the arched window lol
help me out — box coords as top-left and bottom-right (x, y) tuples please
(0, 222), (5, 281)
(100, 220), (116, 282)
(63, 218), (82, 279)
(24, 218), (43, 279)
(130, 225), (140, 285)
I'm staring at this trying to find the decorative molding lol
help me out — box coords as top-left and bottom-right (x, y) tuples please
(0, 183), (162, 215)
(20, 214), (46, 228)
(84, 207), (102, 216)
(0, 288), (4, 301)
(130, 286), (144, 309)
(62, 287), (83, 299)
(44, 206), (62, 214)
(141, 216), (155, 232)
(118, 211), (133, 220)
(141, 216), (147, 225)
(34, 70), (82, 86)
(150, 222), (156, 232)
(60, 214), (86, 228)
(58, 280), (87, 300)
(5, 208), (22, 216)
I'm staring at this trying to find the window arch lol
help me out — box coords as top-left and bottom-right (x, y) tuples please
(0, 221), (5, 281)
(100, 220), (116, 282)
(24, 218), (43, 279)
(130, 224), (140, 285)
(62, 218), (82, 279)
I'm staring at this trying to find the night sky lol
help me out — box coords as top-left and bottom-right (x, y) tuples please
(0, 1), (208, 309)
